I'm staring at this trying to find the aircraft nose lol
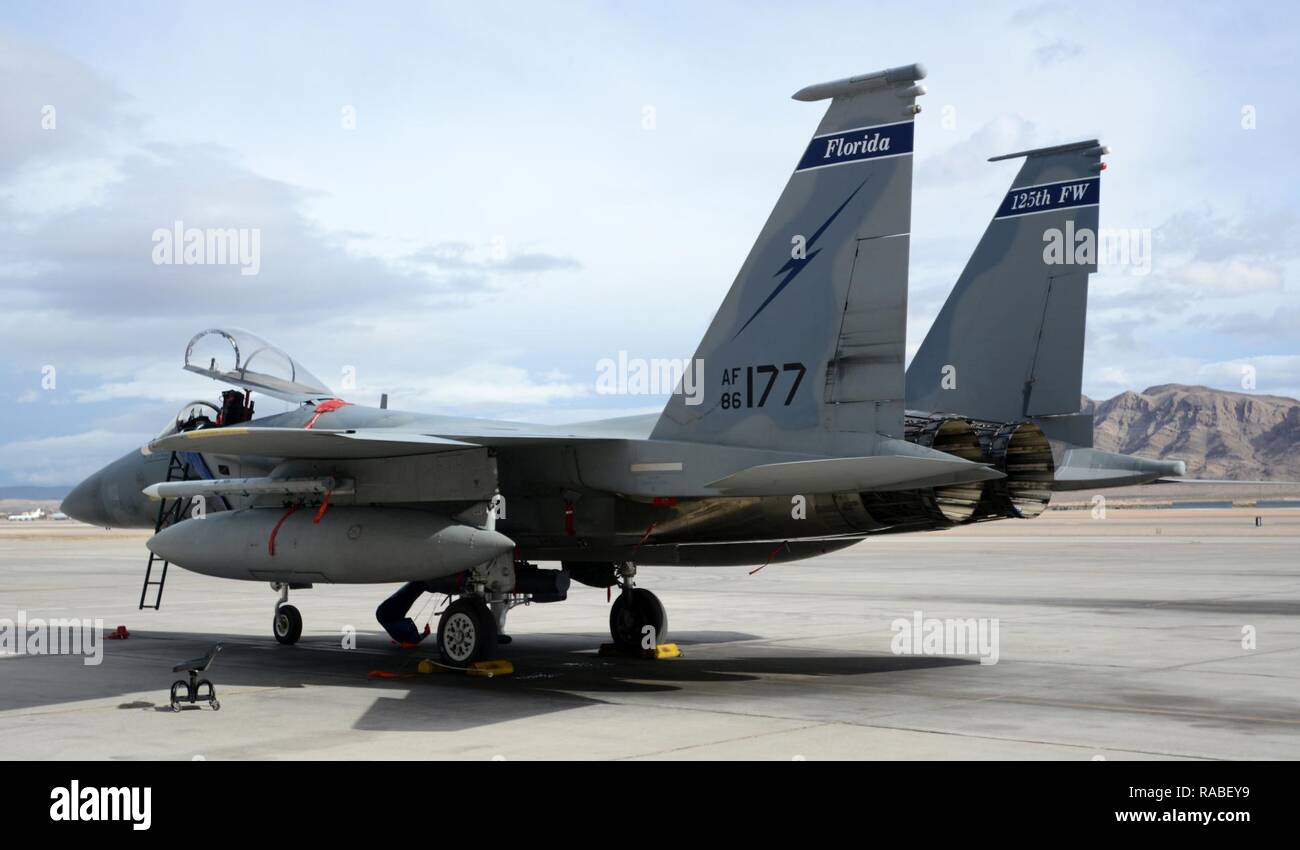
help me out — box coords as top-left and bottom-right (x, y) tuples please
(61, 472), (107, 526)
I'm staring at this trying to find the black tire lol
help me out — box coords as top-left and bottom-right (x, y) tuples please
(609, 588), (668, 652)
(437, 597), (498, 666)
(273, 604), (303, 645)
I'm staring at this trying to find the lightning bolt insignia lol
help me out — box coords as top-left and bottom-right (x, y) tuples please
(732, 178), (869, 340)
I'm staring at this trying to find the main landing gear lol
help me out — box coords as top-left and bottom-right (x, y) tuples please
(272, 583), (303, 645)
(608, 562), (668, 654)
(436, 596), (498, 666)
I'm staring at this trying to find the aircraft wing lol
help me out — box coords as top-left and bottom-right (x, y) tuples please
(1152, 477), (1299, 485)
(149, 427), (482, 459)
(705, 454), (1003, 496)
(1052, 447), (1184, 490)
(147, 424), (625, 459)
(1053, 448), (1299, 490)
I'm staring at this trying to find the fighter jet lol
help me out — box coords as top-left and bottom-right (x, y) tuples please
(55, 63), (1191, 667)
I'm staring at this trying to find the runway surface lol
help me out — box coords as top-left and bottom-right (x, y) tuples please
(1, 509), (1297, 760)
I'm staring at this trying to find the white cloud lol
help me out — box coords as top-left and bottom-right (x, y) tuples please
(384, 364), (589, 408)
(916, 115), (1041, 190)
(1194, 355), (1300, 396)
(1085, 353), (1300, 402)
(1033, 39), (1085, 67)
(0, 429), (150, 486)
(70, 362), (217, 405)
(1173, 259), (1284, 294)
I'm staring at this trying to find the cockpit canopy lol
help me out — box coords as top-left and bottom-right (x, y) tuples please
(184, 328), (332, 403)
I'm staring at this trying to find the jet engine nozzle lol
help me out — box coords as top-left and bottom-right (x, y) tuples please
(864, 414), (992, 529)
(978, 421), (1056, 519)
(903, 415), (988, 523)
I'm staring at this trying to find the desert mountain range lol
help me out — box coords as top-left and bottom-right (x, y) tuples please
(1084, 384), (1300, 480)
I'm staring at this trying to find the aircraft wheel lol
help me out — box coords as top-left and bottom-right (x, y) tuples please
(273, 604), (303, 645)
(609, 588), (668, 652)
(437, 597), (498, 667)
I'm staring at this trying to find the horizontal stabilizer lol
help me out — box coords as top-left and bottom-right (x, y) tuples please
(1055, 448), (1300, 489)
(988, 140), (1109, 162)
(1153, 477), (1300, 485)
(706, 454), (1002, 496)
(149, 427), (480, 459)
(143, 476), (353, 501)
(1053, 448), (1184, 490)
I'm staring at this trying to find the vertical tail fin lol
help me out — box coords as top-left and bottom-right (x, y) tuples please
(652, 64), (927, 456)
(906, 140), (1107, 424)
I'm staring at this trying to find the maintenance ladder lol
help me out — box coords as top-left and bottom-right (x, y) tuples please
(139, 451), (193, 610)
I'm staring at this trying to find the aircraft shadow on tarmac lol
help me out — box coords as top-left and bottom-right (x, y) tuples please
(0, 629), (976, 733)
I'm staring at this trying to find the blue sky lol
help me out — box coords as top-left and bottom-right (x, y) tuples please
(1, 1), (1297, 485)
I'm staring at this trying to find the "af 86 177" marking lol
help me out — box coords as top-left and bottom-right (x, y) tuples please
(719, 362), (806, 409)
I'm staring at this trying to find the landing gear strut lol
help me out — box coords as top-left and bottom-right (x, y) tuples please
(436, 596), (498, 666)
(272, 583), (302, 645)
(490, 595), (513, 645)
(609, 562), (667, 653)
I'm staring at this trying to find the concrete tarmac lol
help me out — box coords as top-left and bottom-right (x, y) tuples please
(1, 509), (1297, 760)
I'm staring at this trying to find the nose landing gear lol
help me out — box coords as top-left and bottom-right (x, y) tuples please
(271, 583), (304, 645)
(273, 605), (302, 645)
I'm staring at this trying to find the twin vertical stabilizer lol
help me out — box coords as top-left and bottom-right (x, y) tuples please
(653, 64), (928, 457)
